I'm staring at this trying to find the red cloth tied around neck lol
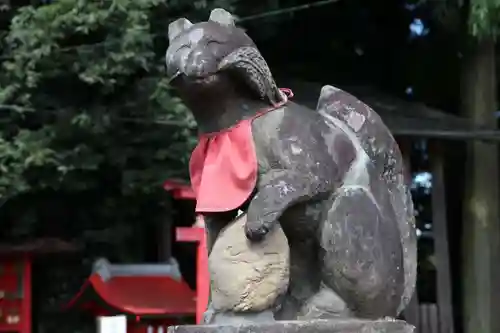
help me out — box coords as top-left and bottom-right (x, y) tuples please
(189, 88), (293, 213)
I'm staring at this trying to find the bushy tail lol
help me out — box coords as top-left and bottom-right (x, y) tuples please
(317, 85), (417, 315)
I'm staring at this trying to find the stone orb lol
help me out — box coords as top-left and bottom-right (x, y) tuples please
(209, 214), (290, 312)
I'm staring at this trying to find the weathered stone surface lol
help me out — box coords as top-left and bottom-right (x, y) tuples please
(168, 319), (415, 333)
(209, 214), (290, 312)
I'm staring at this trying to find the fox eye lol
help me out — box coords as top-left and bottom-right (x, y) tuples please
(206, 40), (220, 55)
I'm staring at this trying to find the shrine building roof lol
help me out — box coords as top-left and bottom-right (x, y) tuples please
(279, 79), (500, 142)
(65, 258), (196, 318)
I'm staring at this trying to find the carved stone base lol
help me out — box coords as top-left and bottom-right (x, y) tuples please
(168, 319), (415, 333)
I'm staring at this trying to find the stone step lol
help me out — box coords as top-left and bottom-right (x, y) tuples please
(168, 319), (415, 333)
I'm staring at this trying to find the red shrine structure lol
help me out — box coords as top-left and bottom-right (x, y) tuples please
(65, 258), (196, 333)
(163, 180), (209, 325)
(1, 180), (207, 333)
(0, 239), (78, 333)
(66, 179), (209, 332)
(0, 254), (31, 333)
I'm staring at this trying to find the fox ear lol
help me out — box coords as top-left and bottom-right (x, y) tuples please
(317, 85), (340, 111)
(168, 18), (193, 42)
(209, 8), (235, 26)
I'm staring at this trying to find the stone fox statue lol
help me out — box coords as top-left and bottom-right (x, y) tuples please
(165, 8), (417, 321)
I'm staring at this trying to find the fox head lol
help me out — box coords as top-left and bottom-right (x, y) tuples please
(165, 8), (282, 106)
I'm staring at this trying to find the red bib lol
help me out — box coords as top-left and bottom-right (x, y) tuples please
(189, 89), (293, 213)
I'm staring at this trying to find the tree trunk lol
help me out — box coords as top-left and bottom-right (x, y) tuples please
(460, 37), (500, 333)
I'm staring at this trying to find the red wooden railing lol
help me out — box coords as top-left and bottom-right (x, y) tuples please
(164, 180), (209, 325)
(175, 226), (208, 325)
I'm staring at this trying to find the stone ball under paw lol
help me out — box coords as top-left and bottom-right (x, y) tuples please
(209, 214), (290, 312)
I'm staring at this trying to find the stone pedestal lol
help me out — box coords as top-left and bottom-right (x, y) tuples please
(168, 319), (415, 333)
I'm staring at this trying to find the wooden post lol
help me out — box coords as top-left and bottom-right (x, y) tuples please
(460, 36), (500, 333)
(430, 141), (454, 333)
